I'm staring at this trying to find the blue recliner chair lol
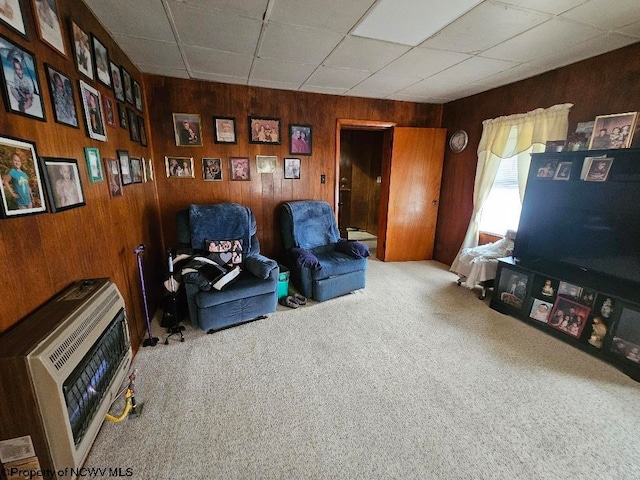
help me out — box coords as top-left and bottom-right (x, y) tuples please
(280, 200), (368, 302)
(176, 203), (279, 332)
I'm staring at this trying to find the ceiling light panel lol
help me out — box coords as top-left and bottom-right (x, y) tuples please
(352, 0), (483, 46)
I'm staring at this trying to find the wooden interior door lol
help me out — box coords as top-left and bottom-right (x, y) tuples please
(378, 127), (446, 261)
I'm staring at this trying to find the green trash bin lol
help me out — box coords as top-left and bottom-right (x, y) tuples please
(277, 264), (290, 299)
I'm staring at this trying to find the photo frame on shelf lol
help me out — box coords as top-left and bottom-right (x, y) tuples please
(45, 63), (78, 128)
(104, 157), (122, 198)
(548, 297), (591, 339)
(248, 116), (280, 145)
(84, 146), (103, 183)
(41, 157), (85, 213)
(256, 155), (277, 174)
(230, 157), (250, 181)
(173, 113), (202, 146)
(121, 67), (133, 105)
(213, 116), (237, 144)
(0, 135), (47, 217)
(165, 156), (194, 178)
(610, 306), (640, 364)
(70, 20), (93, 80)
(495, 266), (530, 311)
(552, 161), (571, 180)
(583, 157), (613, 182)
(31, 0), (66, 56)
(130, 157), (143, 183)
(284, 157), (300, 179)
(588, 112), (637, 150)
(535, 160), (558, 178)
(203, 158), (222, 181)
(289, 124), (312, 155)
(0, 0), (27, 39)
(117, 149), (132, 185)
(110, 62), (124, 102)
(529, 298), (553, 323)
(544, 140), (565, 153)
(0, 35), (46, 120)
(79, 80), (106, 142)
(91, 34), (111, 88)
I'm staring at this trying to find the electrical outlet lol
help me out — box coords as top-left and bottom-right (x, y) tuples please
(320, 174), (326, 184)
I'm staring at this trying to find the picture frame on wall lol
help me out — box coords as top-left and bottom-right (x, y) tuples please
(0, 0), (28, 39)
(0, 135), (47, 217)
(41, 157), (85, 213)
(45, 63), (78, 128)
(230, 157), (250, 181)
(138, 116), (148, 146)
(289, 124), (312, 155)
(203, 158), (222, 181)
(79, 80), (106, 142)
(248, 116), (280, 145)
(213, 116), (237, 144)
(91, 35), (111, 88)
(127, 108), (139, 142)
(117, 102), (127, 129)
(70, 20), (93, 80)
(103, 95), (115, 127)
(104, 158), (123, 198)
(117, 149), (132, 185)
(31, 0), (66, 56)
(256, 155), (277, 174)
(84, 146), (103, 183)
(130, 157), (143, 183)
(110, 62), (124, 102)
(284, 157), (300, 179)
(588, 112), (637, 150)
(121, 67), (133, 105)
(133, 80), (142, 111)
(0, 35), (46, 121)
(173, 113), (202, 146)
(165, 156), (194, 178)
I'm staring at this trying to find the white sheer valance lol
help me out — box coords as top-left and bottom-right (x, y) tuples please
(454, 103), (573, 260)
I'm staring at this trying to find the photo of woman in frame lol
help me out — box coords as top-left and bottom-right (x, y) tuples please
(0, 0), (27, 38)
(32, 0), (65, 56)
(45, 63), (78, 127)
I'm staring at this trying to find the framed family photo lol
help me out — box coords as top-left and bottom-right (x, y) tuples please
(31, 0), (66, 56)
(588, 112), (637, 150)
(110, 62), (124, 102)
(130, 157), (143, 183)
(0, 35), (46, 120)
(102, 95), (115, 127)
(213, 116), (236, 144)
(173, 113), (202, 146)
(203, 158), (222, 181)
(289, 124), (312, 155)
(84, 146), (103, 183)
(165, 156), (194, 178)
(79, 80), (106, 142)
(45, 63), (78, 128)
(284, 157), (301, 179)
(256, 155), (277, 174)
(122, 67), (133, 105)
(0, 135), (47, 217)
(548, 297), (591, 339)
(133, 80), (142, 111)
(230, 157), (250, 181)
(104, 158), (123, 198)
(117, 102), (127, 129)
(91, 35), (111, 88)
(70, 20), (93, 80)
(0, 0), (27, 38)
(249, 116), (280, 144)
(583, 157), (613, 182)
(117, 149), (132, 185)
(127, 108), (139, 142)
(41, 157), (85, 213)
(138, 116), (148, 146)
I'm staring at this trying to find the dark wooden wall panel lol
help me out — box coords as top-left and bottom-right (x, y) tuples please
(144, 75), (442, 260)
(438, 41), (640, 266)
(0, 1), (160, 346)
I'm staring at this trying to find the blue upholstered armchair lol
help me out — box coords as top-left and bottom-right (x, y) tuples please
(176, 203), (279, 333)
(280, 200), (368, 302)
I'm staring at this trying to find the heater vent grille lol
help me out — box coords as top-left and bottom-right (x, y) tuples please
(48, 290), (120, 371)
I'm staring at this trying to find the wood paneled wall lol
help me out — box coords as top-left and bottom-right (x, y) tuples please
(0, 1), (160, 345)
(437, 41), (640, 266)
(144, 75), (442, 259)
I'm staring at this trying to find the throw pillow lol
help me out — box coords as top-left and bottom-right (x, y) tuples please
(290, 247), (322, 270)
(205, 239), (243, 267)
(335, 240), (370, 259)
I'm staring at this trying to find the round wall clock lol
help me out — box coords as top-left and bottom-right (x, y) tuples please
(449, 130), (468, 153)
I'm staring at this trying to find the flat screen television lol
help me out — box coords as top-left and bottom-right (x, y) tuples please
(513, 150), (640, 288)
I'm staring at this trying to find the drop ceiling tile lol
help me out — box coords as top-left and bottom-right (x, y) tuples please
(168, 2), (262, 55)
(352, 0), (483, 46)
(351, 72), (421, 93)
(84, 0), (175, 42)
(113, 35), (184, 70)
(344, 90), (387, 99)
(617, 21), (640, 37)
(299, 85), (349, 95)
(189, 71), (248, 85)
(397, 77), (467, 98)
(248, 79), (302, 91)
(182, 46), (253, 77)
(140, 65), (190, 80)
(561, 0), (640, 30)
(529, 32), (640, 69)
(259, 23), (345, 64)
(324, 37), (411, 71)
(251, 58), (316, 85)
(303, 66), (371, 90)
(388, 92), (452, 103)
(497, 0), (585, 15)
(432, 56), (519, 84)
(482, 18), (604, 63)
(169, 0), (269, 19)
(421, 2), (549, 54)
(380, 48), (471, 78)
(269, 0), (376, 34)
(472, 63), (547, 87)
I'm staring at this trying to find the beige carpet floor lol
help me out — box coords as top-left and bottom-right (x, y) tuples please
(85, 258), (640, 480)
